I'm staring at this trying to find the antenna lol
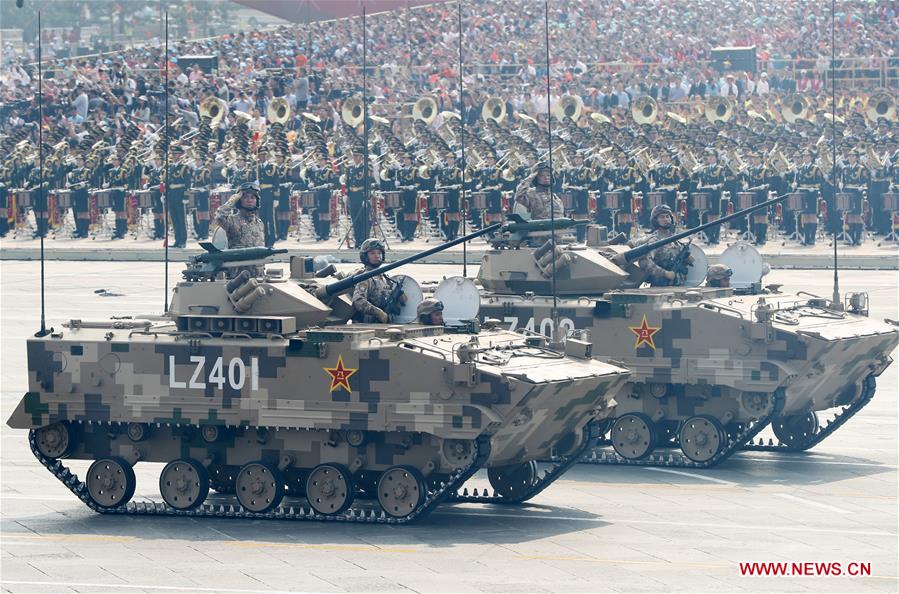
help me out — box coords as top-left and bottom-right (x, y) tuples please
(362, 3), (371, 244)
(458, 0), (467, 277)
(543, 0), (558, 341)
(830, 0), (841, 310)
(36, 10), (48, 337)
(164, 11), (170, 312)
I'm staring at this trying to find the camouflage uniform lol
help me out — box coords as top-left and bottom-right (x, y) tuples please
(214, 196), (266, 276)
(629, 229), (685, 286)
(352, 267), (393, 323)
(514, 183), (565, 220)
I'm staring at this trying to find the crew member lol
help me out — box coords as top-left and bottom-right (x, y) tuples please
(705, 264), (733, 288)
(629, 203), (691, 286)
(214, 181), (265, 276)
(417, 298), (445, 326)
(352, 237), (394, 323)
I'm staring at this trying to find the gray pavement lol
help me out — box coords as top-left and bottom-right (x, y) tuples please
(1, 262), (897, 593)
(1, 230), (897, 270)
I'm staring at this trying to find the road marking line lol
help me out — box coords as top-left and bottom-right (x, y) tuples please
(644, 467), (737, 486)
(774, 492), (851, 514)
(0, 580), (289, 593)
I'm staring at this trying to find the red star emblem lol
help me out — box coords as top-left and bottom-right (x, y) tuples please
(629, 315), (661, 350)
(324, 355), (357, 393)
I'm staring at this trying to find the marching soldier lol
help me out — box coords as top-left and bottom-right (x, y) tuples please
(343, 149), (371, 248)
(256, 146), (279, 247)
(165, 145), (191, 248)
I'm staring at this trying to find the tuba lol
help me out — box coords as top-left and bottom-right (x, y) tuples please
(412, 96), (438, 125)
(200, 96), (228, 128)
(781, 93), (809, 123)
(705, 96), (734, 123)
(632, 96), (658, 125)
(481, 96), (506, 123)
(554, 94), (583, 122)
(341, 96), (365, 127)
(267, 97), (291, 125)
(865, 90), (896, 122)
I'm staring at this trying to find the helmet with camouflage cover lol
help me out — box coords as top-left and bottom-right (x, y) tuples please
(359, 237), (386, 266)
(416, 298), (444, 324)
(649, 203), (674, 229)
(705, 263), (733, 287)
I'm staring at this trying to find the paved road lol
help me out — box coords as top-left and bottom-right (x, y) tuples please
(1, 263), (896, 593)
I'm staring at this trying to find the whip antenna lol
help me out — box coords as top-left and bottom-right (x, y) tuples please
(543, 0), (559, 341)
(163, 11), (170, 312)
(830, 0), (841, 310)
(36, 10), (47, 337)
(458, 0), (468, 277)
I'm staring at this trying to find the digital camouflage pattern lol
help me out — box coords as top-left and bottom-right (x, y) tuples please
(351, 268), (393, 322)
(514, 183), (565, 221)
(477, 241), (898, 461)
(214, 196), (265, 249)
(7, 255), (630, 519)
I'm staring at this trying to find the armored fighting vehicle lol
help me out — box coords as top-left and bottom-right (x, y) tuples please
(7, 225), (629, 524)
(474, 200), (898, 467)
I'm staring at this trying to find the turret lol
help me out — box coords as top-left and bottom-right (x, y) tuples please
(479, 194), (789, 295)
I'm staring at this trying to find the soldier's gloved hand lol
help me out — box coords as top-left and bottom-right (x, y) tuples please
(398, 293), (408, 304)
(664, 270), (677, 281)
(374, 308), (390, 323)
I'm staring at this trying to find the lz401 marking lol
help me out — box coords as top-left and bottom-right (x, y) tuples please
(168, 356), (260, 391)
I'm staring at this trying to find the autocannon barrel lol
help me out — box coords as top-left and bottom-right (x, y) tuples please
(323, 223), (502, 297)
(620, 194), (790, 263)
(193, 246), (289, 264)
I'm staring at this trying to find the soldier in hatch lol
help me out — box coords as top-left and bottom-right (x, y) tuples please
(629, 203), (692, 286)
(213, 181), (266, 276)
(352, 238), (397, 323)
(416, 299), (445, 326)
(705, 264), (733, 288)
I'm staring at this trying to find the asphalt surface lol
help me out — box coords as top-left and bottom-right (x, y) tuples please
(1, 262), (896, 593)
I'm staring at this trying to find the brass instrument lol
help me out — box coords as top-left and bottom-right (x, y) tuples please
(865, 90), (896, 122)
(705, 96), (734, 123)
(341, 96), (365, 127)
(632, 96), (658, 125)
(200, 96), (228, 128)
(553, 94), (583, 123)
(781, 93), (809, 123)
(412, 96), (438, 125)
(267, 97), (291, 125)
(590, 112), (612, 125)
(726, 149), (747, 176)
(481, 97), (506, 123)
(666, 111), (687, 125)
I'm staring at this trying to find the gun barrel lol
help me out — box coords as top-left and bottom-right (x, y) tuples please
(503, 217), (585, 233)
(195, 247), (289, 264)
(621, 194), (790, 263)
(324, 223), (502, 296)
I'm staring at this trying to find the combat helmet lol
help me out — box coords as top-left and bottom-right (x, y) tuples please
(416, 298), (444, 324)
(649, 203), (674, 229)
(359, 237), (386, 266)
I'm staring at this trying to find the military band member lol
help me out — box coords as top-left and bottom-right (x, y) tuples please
(840, 150), (869, 245)
(344, 150), (370, 248)
(68, 153), (91, 238)
(275, 152), (292, 241)
(692, 150), (727, 244)
(103, 153), (129, 239)
(145, 155), (165, 239)
(437, 153), (463, 241)
(256, 146), (279, 247)
(192, 158), (212, 240)
(166, 146), (191, 248)
(741, 152), (770, 245)
(395, 153), (420, 242)
(307, 154), (336, 241)
(214, 181), (265, 277)
(475, 153), (503, 229)
(25, 163), (49, 239)
(352, 238), (394, 323)
(227, 155), (254, 188)
(793, 150), (821, 245)
(562, 152), (591, 241)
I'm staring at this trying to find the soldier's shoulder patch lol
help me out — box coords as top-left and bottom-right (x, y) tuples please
(630, 314), (661, 350)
